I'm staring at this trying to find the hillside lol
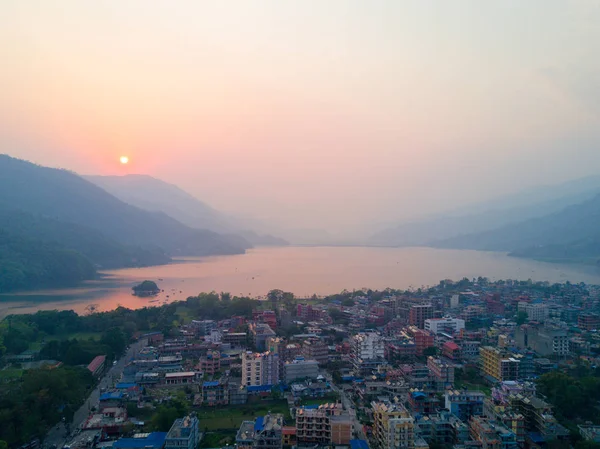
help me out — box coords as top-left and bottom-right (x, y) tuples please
(0, 230), (96, 292)
(0, 155), (250, 257)
(369, 176), (600, 247)
(0, 208), (170, 269)
(433, 194), (600, 263)
(85, 174), (289, 246)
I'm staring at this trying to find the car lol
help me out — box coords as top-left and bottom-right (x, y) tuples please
(113, 360), (117, 366)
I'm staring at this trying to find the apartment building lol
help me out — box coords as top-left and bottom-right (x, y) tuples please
(515, 325), (569, 357)
(242, 351), (280, 387)
(372, 401), (415, 449)
(425, 317), (466, 335)
(351, 332), (386, 375)
(469, 416), (518, 449)
(445, 390), (485, 421)
(165, 415), (200, 449)
(427, 357), (455, 386)
(301, 338), (329, 365)
(236, 414), (284, 449)
(409, 305), (434, 329)
(480, 346), (519, 383)
(283, 358), (319, 383)
(296, 403), (352, 446)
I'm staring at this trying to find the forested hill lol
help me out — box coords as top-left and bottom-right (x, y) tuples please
(0, 155), (250, 256)
(0, 230), (95, 292)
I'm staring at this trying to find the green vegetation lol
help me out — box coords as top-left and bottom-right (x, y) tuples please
(193, 400), (292, 431)
(0, 155), (251, 293)
(133, 280), (160, 296)
(0, 366), (94, 446)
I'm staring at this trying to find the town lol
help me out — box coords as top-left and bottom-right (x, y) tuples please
(2, 278), (600, 449)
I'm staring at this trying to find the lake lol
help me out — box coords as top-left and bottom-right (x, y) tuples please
(2, 246), (600, 317)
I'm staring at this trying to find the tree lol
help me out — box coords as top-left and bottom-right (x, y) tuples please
(516, 311), (528, 325)
(423, 347), (438, 357)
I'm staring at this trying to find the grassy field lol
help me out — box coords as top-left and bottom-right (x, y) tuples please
(455, 381), (491, 396)
(0, 368), (24, 380)
(199, 430), (237, 448)
(299, 394), (340, 407)
(194, 399), (292, 431)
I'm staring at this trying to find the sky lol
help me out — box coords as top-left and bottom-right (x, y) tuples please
(1, 1), (599, 235)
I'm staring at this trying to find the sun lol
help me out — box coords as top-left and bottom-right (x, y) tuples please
(120, 156), (129, 164)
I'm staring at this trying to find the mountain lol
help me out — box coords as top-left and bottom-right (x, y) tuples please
(433, 193), (600, 263)
(0, 230), (96, 292)
(369, 176), (600, 247)
(85, 174), (289, 246)
(0, 155), (250, 257)
(84, 174), (233, 232)
(0, 208), (170, 269)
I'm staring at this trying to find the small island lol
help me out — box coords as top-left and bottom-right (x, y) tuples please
(132, 280), (160, 297)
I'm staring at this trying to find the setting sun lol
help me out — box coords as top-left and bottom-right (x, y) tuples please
(120, 156), (129, 164)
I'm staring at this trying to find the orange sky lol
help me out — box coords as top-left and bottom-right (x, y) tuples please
(1, 1), (600, 233)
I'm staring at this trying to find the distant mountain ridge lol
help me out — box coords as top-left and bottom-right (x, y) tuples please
(85, 174), (289, 247)
(0, 155), (251, 291)
(369, 176), (600, 247)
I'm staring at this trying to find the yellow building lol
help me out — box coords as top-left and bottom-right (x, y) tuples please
(372, 401), (415, 449)
(480, 346), (519, 383)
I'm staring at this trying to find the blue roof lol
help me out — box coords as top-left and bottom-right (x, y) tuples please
(302, 405), (320, 410)
(247, 385), (274, 392)
(411, 392), (427, 399)
(528, 432), (545, 444)
(100, 392), (124, 401)
(203, 381), (220, 387)
(350, 440), (369, 449)
(113, 432), (167, 449)
(116, 383), (137, 389)
(254, 416), (264, 432)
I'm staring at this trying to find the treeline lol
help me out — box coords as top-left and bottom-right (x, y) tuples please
(0, 230), (95, 293)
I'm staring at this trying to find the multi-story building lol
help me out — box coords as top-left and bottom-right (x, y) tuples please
(425, 317), (466, 335)
(249, 323), (277, 351)
(190, 320), (216, 336)
(283, 357), (319, 383)
(200, 380), (228, 406)
(519, 302), (549, 322)
(427, 357), (455, 386)
(296, 403), (352, 446)
(508, 395), (570, 442)
(515, 325), (569, 357)
(578, 313), (600, 331)
(198, 351), (220, 376)
(409, 305), (434, 329)
(445, 390), (485, 421)
(242, 351), (280, 387)
(253, 310), (278, 330)
(222, 332), (248, 348)
(480, 346), (519, 383)
(442, 341), (461, 360)
(302, 338), (329, 365)
(165, 415), (200, 449)
(372, 401), (415, 449)
(460, 341), (481, 360)
(236, 414), (284, 449)
(351, 332), (386, 375)
(469, 416), (518, 449)
(406, 327), (435, 356)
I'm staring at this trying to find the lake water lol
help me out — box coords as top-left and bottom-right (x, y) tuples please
(2, 246), (600, 317)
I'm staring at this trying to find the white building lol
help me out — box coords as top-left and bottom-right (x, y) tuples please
(165, 415), (200, 449)
(242, 351), (280, 387)
(424, 317), (465, 335)
(351, 332), (386, 375)
(519, 302), (549, 322)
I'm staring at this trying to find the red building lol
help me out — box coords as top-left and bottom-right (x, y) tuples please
(407, 327), (435, 356)
(442, 341), (461, 360)
(409, 304), (434, 329)
(579, 313), (600, 331)
(253, 310), (278, 329)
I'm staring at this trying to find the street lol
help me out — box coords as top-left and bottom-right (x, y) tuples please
(43, 339), (146, 449)
(325, 372), (367, 441)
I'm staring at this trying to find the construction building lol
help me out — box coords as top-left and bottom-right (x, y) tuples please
(296, 403), (352, 446)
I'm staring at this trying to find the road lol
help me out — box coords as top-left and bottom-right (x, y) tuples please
(44, 339), (146, 448)
(325, 372), (367, 441)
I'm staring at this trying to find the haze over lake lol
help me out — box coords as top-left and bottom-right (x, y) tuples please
(2, 246), (600, 318)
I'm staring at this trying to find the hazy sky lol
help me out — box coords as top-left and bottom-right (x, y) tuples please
(1, 1), (599, 233)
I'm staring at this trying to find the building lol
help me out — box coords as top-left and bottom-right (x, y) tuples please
(427, 357), (455, 386)
(283, 358), (319, 383)
(352, 332), (386, 375)
(442, 341), (461, 360)
(165, 415), (200, 449)
(407, 327), (435, 356)
(236, 414), (284, 449)
(87, 355), (106, 377)
(198, 351), (220, 376)
(519, 302), (549, 322)
(190, 320), (216, 336)
(578, 314), (600, 331)
(282, 427), (297, 447)
(480, 346), (519, 383)
(425, 317), (465, 335)
(372, 401), (415, 449)
(301, 338), (329, 365)
(163, 372), (199, 386)
(200, 381), (228, 406)
(578, 425), (600, 443)
(249, 323), (277, 351)
(445, 390), (485, 421)
(469, 416), (518, 449)
(515, 325), (569, 357)
(508, 395), (570, 442)
(409, 305), (434, 329)
(242, 351), (280, 387)
(222, 332), (248, 348)
(460, 341), (481, 360)
(296, 403), (352, 446)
